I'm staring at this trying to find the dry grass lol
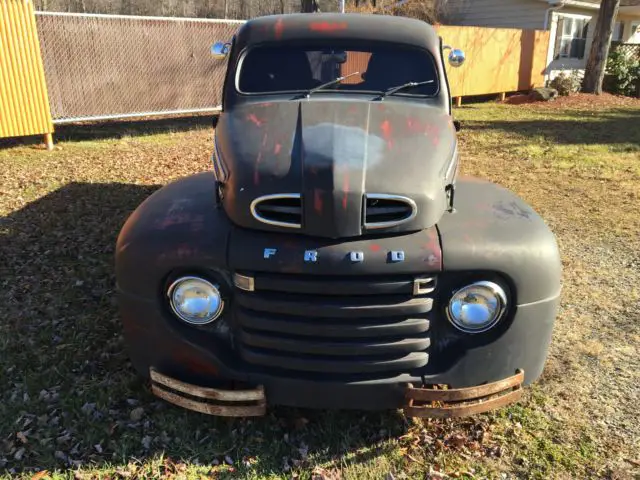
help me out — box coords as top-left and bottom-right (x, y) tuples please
(1, 98), (639, 479)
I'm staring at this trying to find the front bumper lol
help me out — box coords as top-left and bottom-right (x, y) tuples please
(150, 367), (524, 418)
(122, 288), (557, 415)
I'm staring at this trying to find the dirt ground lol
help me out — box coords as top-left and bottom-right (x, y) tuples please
(0, 95), (639, 479)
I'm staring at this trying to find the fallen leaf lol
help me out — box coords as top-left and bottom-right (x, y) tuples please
(14, 448), (26, 461)
(130, 407), (144, 421)
(311, 466), (341, 480)
(294, 417), (309, 429)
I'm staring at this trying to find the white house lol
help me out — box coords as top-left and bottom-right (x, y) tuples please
(439, 0), (640, 79)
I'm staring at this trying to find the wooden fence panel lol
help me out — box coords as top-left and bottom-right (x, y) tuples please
(0, 0), (53, 141)
(437, 25), (550, 97)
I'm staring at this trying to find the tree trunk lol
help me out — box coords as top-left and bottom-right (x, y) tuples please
(582, 0), (620, 94)
(300, 0), (317, 12)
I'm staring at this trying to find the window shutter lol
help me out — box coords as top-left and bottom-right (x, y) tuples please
(554, 17), (565, 59)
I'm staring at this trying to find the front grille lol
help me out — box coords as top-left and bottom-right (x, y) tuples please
(232, 272), (435, 378)
(250, 194), (302, 229)
(364, 194), (417, 229)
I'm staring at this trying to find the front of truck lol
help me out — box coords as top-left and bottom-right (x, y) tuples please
(116, 13), (561, 417)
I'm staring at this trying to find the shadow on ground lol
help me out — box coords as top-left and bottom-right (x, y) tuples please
(0, 115), (215, 149)
(0, 182), (407, 475)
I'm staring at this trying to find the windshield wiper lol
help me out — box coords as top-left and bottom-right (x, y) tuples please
(376, 80), (435, 100)
(306, 71), (361, 97)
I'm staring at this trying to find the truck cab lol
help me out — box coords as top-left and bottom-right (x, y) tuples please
(116, 13), (561, 418)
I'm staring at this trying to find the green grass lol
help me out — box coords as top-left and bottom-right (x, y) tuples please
(1, 97), (639, 479)
(456, 102), (640, 174)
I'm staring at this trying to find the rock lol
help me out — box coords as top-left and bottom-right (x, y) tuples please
(529, 87), (558, 102)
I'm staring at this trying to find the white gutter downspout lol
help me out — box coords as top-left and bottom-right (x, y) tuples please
(545, 0), (566, 30)
(544, 1), (566, 83)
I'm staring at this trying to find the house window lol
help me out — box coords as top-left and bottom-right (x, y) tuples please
(613, 21), (624, 42)
(557, 16), (590, 59)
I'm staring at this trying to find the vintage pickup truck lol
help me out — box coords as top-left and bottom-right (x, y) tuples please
(116, 13), (561, 418)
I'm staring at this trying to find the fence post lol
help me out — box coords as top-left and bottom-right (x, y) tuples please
(44, 133), (54, 150)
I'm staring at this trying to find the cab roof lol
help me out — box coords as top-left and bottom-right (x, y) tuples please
(233, 13), (441, 53)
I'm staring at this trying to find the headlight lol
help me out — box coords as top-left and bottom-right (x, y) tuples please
(167, 276), (224, 325)
(446, 281), (507, 333)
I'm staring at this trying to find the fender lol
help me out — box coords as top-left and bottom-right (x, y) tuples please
(438, 176), (562, 305)
(435, 176), (562, 385)
(116, 172), (231, 299)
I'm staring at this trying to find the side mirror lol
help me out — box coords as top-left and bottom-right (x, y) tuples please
(442, 45), (466, 68)
(211, 42), (231, 59)
(332, 51), (348, 64)
(448, 49), (466, 68)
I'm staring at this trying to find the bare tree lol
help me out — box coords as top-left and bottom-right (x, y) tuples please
(34, 0), (333, 18)
(583, 0), (620, 94)
(389, 0), (440, 23)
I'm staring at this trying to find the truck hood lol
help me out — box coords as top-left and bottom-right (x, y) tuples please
(215, 99), (457, 238)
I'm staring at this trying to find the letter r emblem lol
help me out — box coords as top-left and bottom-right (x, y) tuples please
(390, 251), (405, 262)
(304, 250), (318, 262)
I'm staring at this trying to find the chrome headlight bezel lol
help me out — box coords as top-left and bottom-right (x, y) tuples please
(446, 280), (508, 334)
(167, 276), (224, 325)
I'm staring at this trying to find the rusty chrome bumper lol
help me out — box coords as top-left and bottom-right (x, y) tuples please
(150, 368), (266, 417)
(404, 370), (524, 418)
(149, 368), (523, 418)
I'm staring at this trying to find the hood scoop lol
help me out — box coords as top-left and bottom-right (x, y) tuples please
(364, 194), (417, 230)
(250, 194), (302, 229)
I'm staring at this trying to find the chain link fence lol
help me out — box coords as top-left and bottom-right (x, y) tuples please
(36, 12), (244, 123)
(33, 0), (342, 20)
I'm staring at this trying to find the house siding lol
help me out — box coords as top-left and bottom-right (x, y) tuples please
(442, 0), (550, 30)
(440, 0), (640, 83)
(619, 15), (640, 43)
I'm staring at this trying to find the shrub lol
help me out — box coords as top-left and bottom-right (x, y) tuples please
(549, 71), (582, 96)
(605, 47), (640, 97)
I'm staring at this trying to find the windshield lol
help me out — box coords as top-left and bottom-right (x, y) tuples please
(237, 44), (439, 97)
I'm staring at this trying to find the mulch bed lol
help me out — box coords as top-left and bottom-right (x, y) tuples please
(504, 92), (640, 109)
